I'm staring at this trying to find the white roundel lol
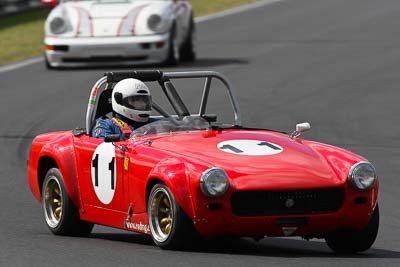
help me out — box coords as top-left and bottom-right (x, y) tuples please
(217, 139), (283, 156)
(91, 143), (117, 204)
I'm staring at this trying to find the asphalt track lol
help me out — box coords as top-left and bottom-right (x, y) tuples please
(1, 0), (400, 266)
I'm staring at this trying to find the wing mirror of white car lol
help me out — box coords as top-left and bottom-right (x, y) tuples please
(290, 122), (311, 139)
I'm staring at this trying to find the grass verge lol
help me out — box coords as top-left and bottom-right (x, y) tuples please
(0, 0), (257, 65)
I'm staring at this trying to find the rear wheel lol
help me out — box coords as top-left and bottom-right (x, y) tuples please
(147, 183), (197, 249)
(325, 204), (379, 253)
(42, 168), (94, 236)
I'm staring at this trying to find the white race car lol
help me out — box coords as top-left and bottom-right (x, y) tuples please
(41, 0), (196, 68)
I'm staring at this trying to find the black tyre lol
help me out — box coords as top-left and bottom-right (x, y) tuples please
(180, 17), (196, 62)
(42, 168), (94, 236)
(147, 183), (197, 249)
(325, 204), (379, 253)
(164, 25), (180, 66)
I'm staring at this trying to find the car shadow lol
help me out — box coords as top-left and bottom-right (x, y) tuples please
(88, 232), (400, 259)
(180, 57), (249, 68)
(45, 57), (249, 71)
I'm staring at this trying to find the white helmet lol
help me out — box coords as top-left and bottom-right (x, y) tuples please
(112, 78), (152, 123)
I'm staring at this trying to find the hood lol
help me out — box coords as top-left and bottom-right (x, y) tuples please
(48, 1), (172, 37)
(147, 130), (354, 190)
(69, 0), (158, 19)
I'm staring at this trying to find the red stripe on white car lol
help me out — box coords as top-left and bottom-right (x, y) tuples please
(73, 6), (81, 37)
(117, 4), (149, 36)
(131, 5), (149, 35)
(73, 6), (93, 37)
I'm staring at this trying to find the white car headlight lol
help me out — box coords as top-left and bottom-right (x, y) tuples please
(348, 161), (377, 191)
(147, 14), (164, 32)
(50, 17), (67, 35)
(200, 167), (229, 198)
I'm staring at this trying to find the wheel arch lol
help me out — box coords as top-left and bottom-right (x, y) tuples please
(146, 158), (195, 219)
(37, 156), (59, 198)
(28, 132), (83, 209)
(146, 177), (165, 202)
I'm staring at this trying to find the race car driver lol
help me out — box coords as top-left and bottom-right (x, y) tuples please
(92, 78), (153, 140)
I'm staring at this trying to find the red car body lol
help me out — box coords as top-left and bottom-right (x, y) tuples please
(27, 70), (379, 251)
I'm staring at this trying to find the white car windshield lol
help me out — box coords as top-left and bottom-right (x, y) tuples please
(130, 117), (210, 139)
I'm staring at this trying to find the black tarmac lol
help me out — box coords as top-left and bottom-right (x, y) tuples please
(1, 0), (399, 266)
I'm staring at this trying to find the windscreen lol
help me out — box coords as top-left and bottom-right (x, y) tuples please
(130, 117), (210, 138)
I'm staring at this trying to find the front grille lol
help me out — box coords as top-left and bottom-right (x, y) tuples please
(231, 187), (344, 216)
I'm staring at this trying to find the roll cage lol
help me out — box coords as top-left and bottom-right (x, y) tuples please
(85, 70), (242, 135)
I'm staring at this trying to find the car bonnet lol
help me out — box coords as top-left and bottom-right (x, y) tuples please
(144, 129), (348, 190)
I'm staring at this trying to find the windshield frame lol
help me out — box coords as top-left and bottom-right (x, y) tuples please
(130, 116), (211, 140)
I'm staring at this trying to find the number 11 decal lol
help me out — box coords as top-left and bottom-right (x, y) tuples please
(92, 154), (115, 190)
(217, 140), (283, 156)
(91, 143), (117, 204)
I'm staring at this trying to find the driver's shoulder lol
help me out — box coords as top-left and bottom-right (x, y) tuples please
(94, 116), (114, 127)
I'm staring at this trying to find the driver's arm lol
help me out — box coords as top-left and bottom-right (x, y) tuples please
(92, 118), (118, 139)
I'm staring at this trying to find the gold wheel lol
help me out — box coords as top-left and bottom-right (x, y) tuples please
(43, 176), (63, 228)
(149, 186), (174, 243)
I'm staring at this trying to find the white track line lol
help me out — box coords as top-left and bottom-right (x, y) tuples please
(0, 0), (283, 74)
(0, 56), (43, 74)
(195, 0), (282, 23)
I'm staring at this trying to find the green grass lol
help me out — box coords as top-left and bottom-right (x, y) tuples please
(0, 9), (50, 64)
(190, 0), (256, 17)
(0, 0), (257, 65)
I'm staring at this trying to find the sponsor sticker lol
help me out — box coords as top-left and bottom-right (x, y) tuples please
(125, 221), (150, 234)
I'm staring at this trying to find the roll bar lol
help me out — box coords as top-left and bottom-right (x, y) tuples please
(85, 70), (242, 135)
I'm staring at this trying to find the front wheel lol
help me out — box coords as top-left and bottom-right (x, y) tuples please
(147, 183), (197, 249)
(42, 168), (94, 236)
(44, 55), (55, 70)
(164, 25), (180, 66)
(325, 204), (379, 253)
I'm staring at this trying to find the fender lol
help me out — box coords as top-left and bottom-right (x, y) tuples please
(303, 140), (367, 182)
(27, 131), (82, 208)
(304, 140), (379, 208)
(148, 158), (195, 218)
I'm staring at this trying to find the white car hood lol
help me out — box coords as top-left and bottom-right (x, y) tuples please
(71, 0), (160, 19)
(47, 0), (173, 37)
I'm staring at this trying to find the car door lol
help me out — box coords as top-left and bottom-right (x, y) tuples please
(75, 135), (128, 212)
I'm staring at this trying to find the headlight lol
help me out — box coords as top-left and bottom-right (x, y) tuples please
(200, 167), (229, 198)
(147, 14), (163, 32)
(348, 161), (377, 191)
(50, 17), (67, 35)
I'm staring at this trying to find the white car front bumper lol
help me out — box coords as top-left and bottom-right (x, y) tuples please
(45, 33), (170, 67)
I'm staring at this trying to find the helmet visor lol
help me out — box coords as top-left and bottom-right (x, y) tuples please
(124, 95), (152, 111)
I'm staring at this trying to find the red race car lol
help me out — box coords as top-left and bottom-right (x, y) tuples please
(28, 70), (379, 252)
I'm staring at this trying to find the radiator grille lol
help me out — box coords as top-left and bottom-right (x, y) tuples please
(231, 187), (344, 216)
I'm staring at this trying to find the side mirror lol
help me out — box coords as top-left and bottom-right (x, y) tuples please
(105, 134), (121, 143)
(41, 0), (58, 7)
(290, 122), (311, 139)
(296, 122), (311, 133)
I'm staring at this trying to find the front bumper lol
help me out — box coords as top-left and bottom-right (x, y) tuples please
(190, 185), (378, 238)
(44, 33), (170, 67)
